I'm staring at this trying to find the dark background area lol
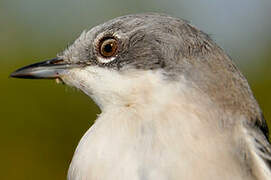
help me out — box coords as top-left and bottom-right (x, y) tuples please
(1, 0), (271, 179)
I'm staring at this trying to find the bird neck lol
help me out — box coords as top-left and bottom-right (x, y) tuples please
(98, 71), (223, 131)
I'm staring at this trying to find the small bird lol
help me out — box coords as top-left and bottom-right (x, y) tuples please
(11, 13), (271, 180)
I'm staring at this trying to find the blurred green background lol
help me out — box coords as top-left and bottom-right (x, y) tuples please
(1, 0), (271, 179)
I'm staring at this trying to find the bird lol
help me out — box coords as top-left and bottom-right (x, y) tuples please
(10, 13), (271, 180)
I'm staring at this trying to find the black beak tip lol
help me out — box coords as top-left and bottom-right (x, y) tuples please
(9, 72), (15, 78)
(9, 68), (32, 79)
(10, 69), (19, 77)
(10, 71), (23, 78)
(9, 58), (65, 79)
(10, 70), (20, 78)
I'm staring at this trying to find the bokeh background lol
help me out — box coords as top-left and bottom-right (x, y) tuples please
(1, 0), (271, 179)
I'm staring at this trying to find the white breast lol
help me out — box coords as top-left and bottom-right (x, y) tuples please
(63, 67), (252, 180)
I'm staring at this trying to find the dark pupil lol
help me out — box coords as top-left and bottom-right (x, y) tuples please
(104, 43), (113, 53)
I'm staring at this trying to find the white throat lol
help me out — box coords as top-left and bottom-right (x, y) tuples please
(62, 66), (182, 111)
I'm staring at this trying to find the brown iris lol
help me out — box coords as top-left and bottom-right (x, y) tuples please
(99, 38), (118, 58)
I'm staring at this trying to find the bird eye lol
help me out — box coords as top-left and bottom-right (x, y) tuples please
(99, 38), (118, 58)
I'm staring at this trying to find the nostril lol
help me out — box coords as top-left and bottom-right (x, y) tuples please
(50, 58), (64, 64)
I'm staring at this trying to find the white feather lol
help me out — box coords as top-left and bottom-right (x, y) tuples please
(62, 66), (253, 180)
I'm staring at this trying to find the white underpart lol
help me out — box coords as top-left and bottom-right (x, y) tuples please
(62, 66), (252, 180)
(242, 127), (271, 180)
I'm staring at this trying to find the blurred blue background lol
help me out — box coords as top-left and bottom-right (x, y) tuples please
(1, 0), (271, 179)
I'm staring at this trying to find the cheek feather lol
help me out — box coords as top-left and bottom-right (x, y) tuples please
(60, 66), (172, 110)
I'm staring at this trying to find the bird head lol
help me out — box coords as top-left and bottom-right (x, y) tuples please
(10, 13), (261, 118)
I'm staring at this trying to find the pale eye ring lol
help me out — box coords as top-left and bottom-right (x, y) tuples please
(99, 38), (118, 58)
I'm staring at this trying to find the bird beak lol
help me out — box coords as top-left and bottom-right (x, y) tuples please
(10, 58), (77, 79)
